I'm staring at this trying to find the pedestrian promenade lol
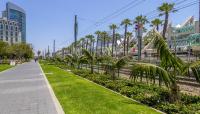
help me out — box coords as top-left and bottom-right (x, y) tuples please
(0, 61), (58, 114)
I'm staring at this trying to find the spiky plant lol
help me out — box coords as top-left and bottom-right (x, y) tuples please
(82, 49), (95, 73)
(130, 30), (200, 102)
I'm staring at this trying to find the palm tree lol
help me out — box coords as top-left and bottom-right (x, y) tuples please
(101, 31), (107, 55)
(82, 49), (95, 73)
(79, 38), (85, 55)
(150, 18), (163, 31)
(85, 35), (94, 53)
(158, 2), (176, 38)
(121, 19), (132, 56)
(95, 31), (101, 56)
(109, 24), (117, 57)
(134, 15), (149, 27)
(130, 30), (200, 102)
(103, 56), (128, 80)
(91, 38), (96, 54)
(126, 32), (132, 55)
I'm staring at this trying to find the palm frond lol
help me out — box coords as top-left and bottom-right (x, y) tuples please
(130, 62), (171, 87)
(116, 57), (128, 69)
(151, 30), (184, 71)
(82, 49), (93, 60)
(185, 61), (200, 83)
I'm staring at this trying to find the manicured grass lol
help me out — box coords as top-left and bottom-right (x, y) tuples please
(0, 64), (12, 72)
(40, 63), (161, 114)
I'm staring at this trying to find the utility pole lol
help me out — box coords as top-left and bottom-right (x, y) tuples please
(48, 45), (50, 57)
(44, 49), (46, 59)
(74, 15), (78, 54)
(53, 40), (55, 57)
(135, 23), (143, 61)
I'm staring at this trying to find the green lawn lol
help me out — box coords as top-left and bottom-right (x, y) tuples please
(40, 63), (161, 114)
(0, 64), (12, 72)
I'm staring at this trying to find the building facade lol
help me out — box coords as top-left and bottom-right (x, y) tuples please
(2, 2), (26, 43)
(0, 17), (21, 44)
(167, 17), (200, 52)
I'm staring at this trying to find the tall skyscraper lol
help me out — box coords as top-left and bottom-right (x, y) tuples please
(3, 2), (26, 43)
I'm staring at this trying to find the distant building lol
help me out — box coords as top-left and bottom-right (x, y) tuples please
(167, 16), (200, 52)
(0, 17), (21, 44)
(1, 2), (26, 43)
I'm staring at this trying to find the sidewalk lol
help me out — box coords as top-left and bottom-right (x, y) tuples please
(0, 61), (59, 114)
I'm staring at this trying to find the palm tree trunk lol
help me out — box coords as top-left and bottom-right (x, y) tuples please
(86, 40), (88, 50)
(101, 40), (103, 56)
(90, 40), (92, 54)
(98, 61), (99, 73)
(93, 41), (95, 54)
(162, 13), (169, 39)
(104, 36), (106, 55)
(124, 25), (127, 56)
(96, 35), (99, 56)
(91, 63), (93, 73)
(156, 25), (159, 31)
(115, 38), (118, 57)
(118, 69), (120, 77)
(127, 36), (129, 55)
(112, 29), (115, 57)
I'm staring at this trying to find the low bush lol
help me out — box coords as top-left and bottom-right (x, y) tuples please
(47, 60), (200, 114)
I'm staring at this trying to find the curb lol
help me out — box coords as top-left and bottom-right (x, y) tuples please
(38, 63), (65, 114)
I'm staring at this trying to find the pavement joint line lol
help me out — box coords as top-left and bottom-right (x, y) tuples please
(38, 63), (65, 114)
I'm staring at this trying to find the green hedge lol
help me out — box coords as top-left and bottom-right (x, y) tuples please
(47, 60), (200, 114)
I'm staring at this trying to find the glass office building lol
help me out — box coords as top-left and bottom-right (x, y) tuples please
(3, 2), (26, 43)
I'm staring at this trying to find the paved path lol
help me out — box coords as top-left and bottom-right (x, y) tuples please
(0, 61), (58, 114)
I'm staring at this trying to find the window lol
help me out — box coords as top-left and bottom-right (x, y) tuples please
(6, 36), (8, 41)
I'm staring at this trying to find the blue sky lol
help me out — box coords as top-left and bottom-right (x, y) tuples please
(0, 0), (198, 52)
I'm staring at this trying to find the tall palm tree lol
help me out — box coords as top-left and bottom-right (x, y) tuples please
(158, 3), (176, 38)
(85, 35), (94, 53)
(91, 38), (96, 54)
(121, 19), (132, 56)
(101, 31), (107, 55)
(150, 18), (163, 31)
(134, 15), (149, 27)
(82, 49), (95, 73)
(109, 24), (117, 57)
(79, 38), (85, 55)
(95, 31), (101, 56)
(126, 32), (132, 55)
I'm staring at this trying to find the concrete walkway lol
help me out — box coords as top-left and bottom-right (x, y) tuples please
(0, 61), (59, 114)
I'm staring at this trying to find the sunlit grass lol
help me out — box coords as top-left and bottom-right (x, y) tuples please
(40, 62), (161, 114)
(0, 64), (12, 72)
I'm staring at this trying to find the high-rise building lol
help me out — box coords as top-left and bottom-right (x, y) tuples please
(2, 2), (26, 43)
(0, 17), (21, 44)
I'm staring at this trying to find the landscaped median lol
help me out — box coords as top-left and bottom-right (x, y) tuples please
(40, 62), (161, 114)
(0, 64), (12, 72)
